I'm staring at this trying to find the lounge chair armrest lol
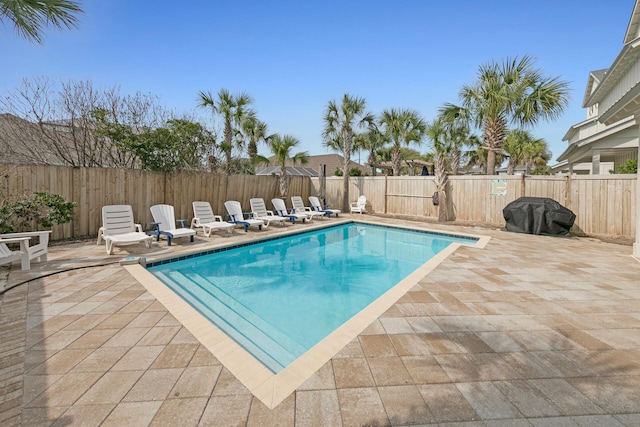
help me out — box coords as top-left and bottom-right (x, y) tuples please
(149, 222), (161, 232)
(0, 237), (31, 245)
(214, 215), (224, 222)
(176, 219), (187, 228)
(135, 223), (143, 232)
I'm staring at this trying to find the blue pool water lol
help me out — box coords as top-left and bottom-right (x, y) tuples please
(148, 223), (475, 373)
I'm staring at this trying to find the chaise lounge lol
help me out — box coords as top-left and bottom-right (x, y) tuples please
(224, 200), (265, 232)
(309, 196), (340, 218)
(271, 198), (308, 224)
(100, 205), (153, 255)
(250, 198), (288, 228)
(191, 201), (235, 237)
(291, 196), (326, 220)
(149, 204), (196, 245)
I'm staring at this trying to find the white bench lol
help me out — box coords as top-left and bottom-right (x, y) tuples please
(0, 230), (52, 270)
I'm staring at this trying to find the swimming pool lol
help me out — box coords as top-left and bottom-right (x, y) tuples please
(147, 222), (477, 373)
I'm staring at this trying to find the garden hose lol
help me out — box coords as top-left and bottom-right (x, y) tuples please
(0, 260), (122, 296)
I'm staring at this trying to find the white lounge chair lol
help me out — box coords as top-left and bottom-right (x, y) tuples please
(149, 204), (196, 245)
(291, 196), (326, 220)
(100, 205), (153, 255)
(191, 201), (235, 237)
(224, 201), (265, 232)
(0, 236), (31, 270)
(309, 196), (340, 218)
(250, 198), (288, 228)
(271, 198), (308, 224)
(0, 230), (52, 269)
(350, 195), (368, 214)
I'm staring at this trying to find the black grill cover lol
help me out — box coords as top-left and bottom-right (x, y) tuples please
(503, 197), (576, 237)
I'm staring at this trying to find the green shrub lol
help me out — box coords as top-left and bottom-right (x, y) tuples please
(611, 159), (638, 174)
(4, 192), (75, 233)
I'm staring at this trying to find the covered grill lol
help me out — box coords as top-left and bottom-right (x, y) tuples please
(502, 197), (576, 237)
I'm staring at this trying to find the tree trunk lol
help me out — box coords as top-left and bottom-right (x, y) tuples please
(279, 164), (288, 197)
(434, 153), (448, 222)
(486, 150), (496, 175)
(483, 116), (506, 175)
(248, 141), (257, 162)
(224, 120), (233, 175)
(342, 130), (352, 212)
(451, 147), (460, 175)
(391, 146), (402, 176)
(507, 158), (516, 175)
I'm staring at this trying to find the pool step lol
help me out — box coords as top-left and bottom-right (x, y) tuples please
(184, 271), (307, 357)
(154, 270), (304, 373)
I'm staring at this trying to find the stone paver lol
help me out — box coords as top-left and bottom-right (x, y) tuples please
(1, 217), (640, 425)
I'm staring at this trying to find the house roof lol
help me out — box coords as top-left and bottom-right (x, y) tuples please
(254, 166), (319, 177)
(0, 113), (67, 165)
(583, 1), (640, 123)
(275, 154), (367, 176)
(581, 69), (608, 107)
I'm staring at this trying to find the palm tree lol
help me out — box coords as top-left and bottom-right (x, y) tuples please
(443, 120), (474, 175)
(441, 55), (569, 175)
(322, 94), (374, 211)
(503, 129), (550, 175)
(241, 114), (269, 171)
(197, 88), (253, 174)
(262, 134), (309, 197)
(379, 108), (426, 176)
(1, 0), (83, 44)
(426, 118), (450, 222)
(503, 129), (530, 175)
(355, 126), (388, 176)
(523, 137), (550, 174)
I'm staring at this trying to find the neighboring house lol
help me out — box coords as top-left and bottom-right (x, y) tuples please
(377, 159), (434, 176)
(574, 0), (640, 256)
(0, 113), (126, 168)
(257, 154), (367, 177)
(496, 165), (528, 175)
(254, 166), (319, 177)
(0, 113), (68, 165)
(556, 70), (639, 175)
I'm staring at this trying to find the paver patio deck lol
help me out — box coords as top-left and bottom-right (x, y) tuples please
(1, 215), (639, 426)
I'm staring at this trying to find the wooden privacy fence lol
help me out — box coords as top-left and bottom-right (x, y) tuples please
(4, 163), (636, 241)
(313, 174), (637, 239)
(3, 164), (311, 240)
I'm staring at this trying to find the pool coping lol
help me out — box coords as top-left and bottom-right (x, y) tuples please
(125, 219), (490, 409)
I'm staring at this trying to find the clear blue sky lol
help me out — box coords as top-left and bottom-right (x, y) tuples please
(0, 0), (634, 165)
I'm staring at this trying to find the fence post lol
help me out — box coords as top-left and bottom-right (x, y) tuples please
(384, 175), (388, 214)
(72, 166), (80, 239)
(565, 173), (572, 209)
(520, 173), (526, 197)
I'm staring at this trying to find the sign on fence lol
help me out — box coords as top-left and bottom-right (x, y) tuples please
(491, 179), (507, 196)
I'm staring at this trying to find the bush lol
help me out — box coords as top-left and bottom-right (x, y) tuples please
(611, 159), (638, 174)
(2, 192), (75, 233)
